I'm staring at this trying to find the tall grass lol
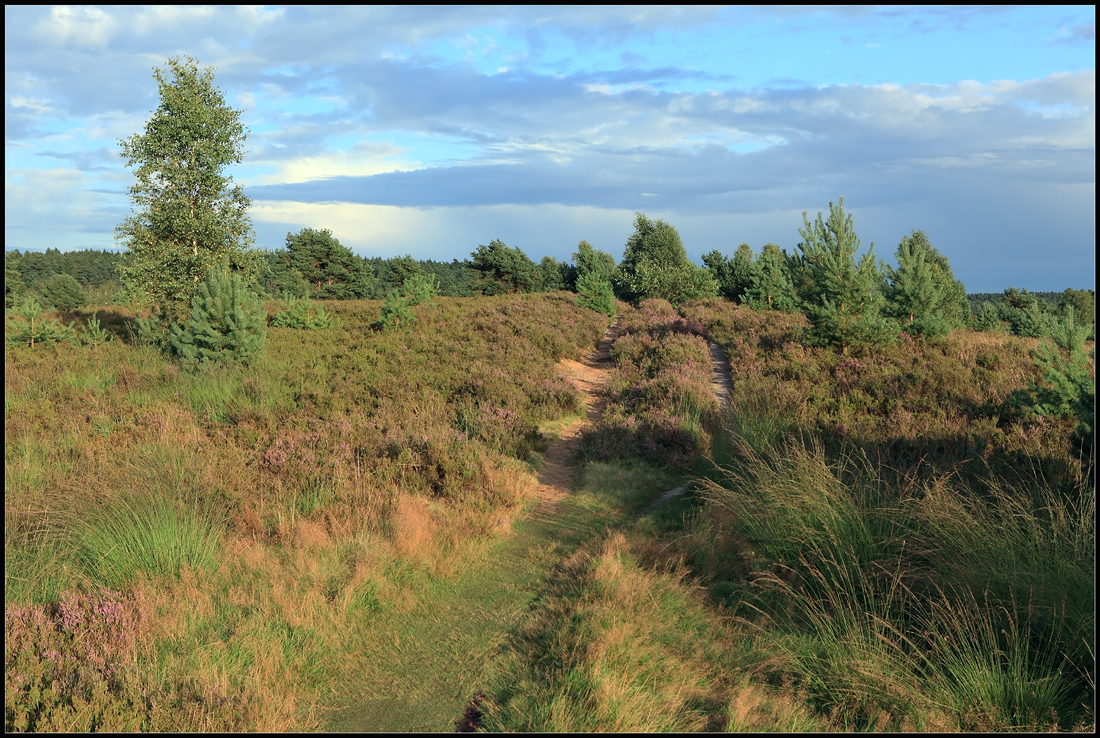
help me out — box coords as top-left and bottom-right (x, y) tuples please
(696, 431), (1094, 730)
(74, 493), (223, 590)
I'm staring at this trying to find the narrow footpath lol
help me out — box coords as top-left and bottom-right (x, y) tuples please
(325, 318), (621, 733)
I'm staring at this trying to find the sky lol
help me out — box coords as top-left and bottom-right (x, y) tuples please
(4, 5), (1095, 292)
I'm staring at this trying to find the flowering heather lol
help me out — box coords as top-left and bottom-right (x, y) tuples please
(678, 299), (1091, 482)
(5, 291), (609, 729)
(5, 589), (149, 732)
(580, 300), (717, 468)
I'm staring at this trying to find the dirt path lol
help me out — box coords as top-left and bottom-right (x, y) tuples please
(708, 340), (733, 409)
(325, 318), (620, 733)
(529, 315), (620, 509)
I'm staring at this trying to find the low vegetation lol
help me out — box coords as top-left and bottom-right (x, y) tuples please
(5, 292), (608, 730)
(5, 50), (1094, 734)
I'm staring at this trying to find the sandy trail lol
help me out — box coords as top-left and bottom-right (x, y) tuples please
(527, 316), (620, 511)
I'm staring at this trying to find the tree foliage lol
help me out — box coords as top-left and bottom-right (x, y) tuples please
(883, 233), (948, 338)
(537, 256), (568, 292)
(703, 243), (757, 303)
(285, 228), (374, 300)
(270, 296), (338, 330)
(471, 239), (541, 295)
(575, 271), (616, 316)
(790, 197), (895, 349)
(745, 243), (797, 312)
(614, 213), (717, 305)
(1015, 307), (1095, 452)
(1058, 288), (1094, 326)
(168, 269), (267, 369)
(883, 230), (967, 337)
(38, 274), (88, 312)
(999, 287), (1056, 338)
(115, 56), (260, 314)
(570, 240), (617, 290)
(5, 295), (78, 349)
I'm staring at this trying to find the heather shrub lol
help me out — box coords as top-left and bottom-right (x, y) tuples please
(4, 291), (610, 728)
(5, 589), (150, 732)
(580, 299), (717, 468)
(671, 297), (1095, 730)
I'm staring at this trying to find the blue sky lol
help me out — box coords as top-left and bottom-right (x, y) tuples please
(5, 5), (1095, 292)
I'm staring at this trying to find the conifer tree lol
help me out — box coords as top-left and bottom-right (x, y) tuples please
(571, 240), (616, 288)
(575, 271), (616, 316)
(537, 256), (567, 292)
(1018, 307), (1095, 451)
(745, 243), (797, 311)
(471, 239), (541, 295)
(791, 197), (894, 349)
(703, 243), (757, 303)
(883, 235), (950, 338)
(285, 227), (373, 299)
(169, 268), (267, 369)
(39, 274), (88, 312)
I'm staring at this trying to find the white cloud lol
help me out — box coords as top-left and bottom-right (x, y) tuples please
(34, 5), (115, 48)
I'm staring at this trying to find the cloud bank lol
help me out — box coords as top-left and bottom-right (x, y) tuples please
(5, 5), (1095, 291)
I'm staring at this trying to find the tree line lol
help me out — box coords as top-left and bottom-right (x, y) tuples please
(5, 55), (1094, 356)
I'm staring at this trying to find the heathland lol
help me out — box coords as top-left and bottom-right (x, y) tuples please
(5, 54), (1095, 735)
(5, 272), (1095, 731)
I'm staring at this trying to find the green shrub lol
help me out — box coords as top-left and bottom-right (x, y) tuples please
(168, 268), (267, 370)
(377, 289), (415, 330)
(403, 273), (440, 306)
(271, 295), (338, 329)
(1015, 306), (1095, 451)
(575, 271), (616, 316)
(790, 198), (896, 349)
(38, 273), (88, 312)
(971, 302), (1003, 332)
(5, 296), (78, 348)
(81, 313), (114, 347)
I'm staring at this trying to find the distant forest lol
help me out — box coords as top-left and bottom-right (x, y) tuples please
(5, 243), (1095, 327)
(4, 246), (478, 304)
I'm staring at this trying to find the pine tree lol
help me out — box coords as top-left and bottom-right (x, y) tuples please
(745, 243), (797, 311)
(1019, 307), (1095, 452)
(575, 271), (616, 316)
(169, 268), (267, 369)
(471, 240), (541, 295)
(882, 235), (949, 338)
(971, 302), (1003, 332)
(906, 231), (969, 328)
(39, 274), (88, 312)
(791, 197), (895, 349)
(703, 243), (757, 303)
(285, 228), (373, 299)
(570, 240), (616, 291)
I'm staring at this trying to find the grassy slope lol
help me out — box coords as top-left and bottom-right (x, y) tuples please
(4, 293), (611, 731)
(326, 461), (651, 731)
